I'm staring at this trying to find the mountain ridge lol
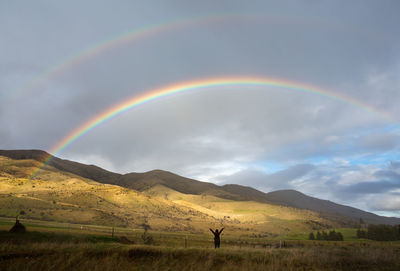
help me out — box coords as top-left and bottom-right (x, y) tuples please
(0, 154), (331, 234)
(264, 189), (400, 225)
(1, 149), (399, 225)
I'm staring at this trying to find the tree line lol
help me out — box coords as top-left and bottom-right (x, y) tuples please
(357, 224), (400, 241)
(308, 230), (343, 241)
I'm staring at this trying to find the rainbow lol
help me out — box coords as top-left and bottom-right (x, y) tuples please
(9, 13), (383, 100)
(29, 76), (394, 178)
(10, 13), (251, 99)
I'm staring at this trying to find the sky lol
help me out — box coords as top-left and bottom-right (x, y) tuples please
(1, 0), (400, 217)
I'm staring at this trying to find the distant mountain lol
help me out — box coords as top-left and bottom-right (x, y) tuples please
(1, 149), (399, 225)
(264, 190), (400, 225)
(119, 170), (272, 202)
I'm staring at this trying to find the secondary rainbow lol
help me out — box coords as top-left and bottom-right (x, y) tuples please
(29, 76), (394, 178)
(10, 14), (222, 99)
(10, 13), (384, 100)
(11, 13), (260, 99)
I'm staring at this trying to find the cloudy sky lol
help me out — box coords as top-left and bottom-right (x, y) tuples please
(1, 1), (400, 216)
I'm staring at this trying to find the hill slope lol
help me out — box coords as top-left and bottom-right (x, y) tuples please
(0, 150), (269, 203)
(264, 190), (400, 225)
(0, 154), (335, 235)
(0, 156), (216, 232)
(1, 149), (399, 225)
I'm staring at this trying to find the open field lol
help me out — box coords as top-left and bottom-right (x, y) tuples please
(0, 217), (320, 248)
(1, 219), (400, 270)
(1, 217), (373, 246)
(2, 233), (400, 271)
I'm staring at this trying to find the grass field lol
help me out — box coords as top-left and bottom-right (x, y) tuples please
(1, 219), (400, 271)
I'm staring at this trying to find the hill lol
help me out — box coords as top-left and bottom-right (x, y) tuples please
(1, 149), (399, 226)
(0, 153), (335, 235)
(0, 149), (121, 184)
(264, 190), (400, 225)
(0, 150), (271, 203)
(0, 155), (218, 232)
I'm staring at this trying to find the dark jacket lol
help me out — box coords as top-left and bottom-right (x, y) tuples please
(210, 228), (224, 242)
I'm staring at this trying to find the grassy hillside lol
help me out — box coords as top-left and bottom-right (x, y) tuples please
(1, 149), (398, 226)
(0, 156), (216, 232)
(144, 184), (334, 235)
(0, 149), (122, 184)
(0, 155), (333, 235)
(0, 150), (266, 202)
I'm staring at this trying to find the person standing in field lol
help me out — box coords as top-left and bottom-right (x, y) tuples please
(210, 228), (224, 248)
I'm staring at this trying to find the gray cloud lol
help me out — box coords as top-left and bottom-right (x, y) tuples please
(390, 161), (400, 170)
(343, 180), (400, 194)
(282, 162), (400, 215)
(217, 164), (315, 191)
(368, 193), (400, 212)
(358, 133), (399, 152)
(374, 170), (400, 180)
(1, 1), (400, 216)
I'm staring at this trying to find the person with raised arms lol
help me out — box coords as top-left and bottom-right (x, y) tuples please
(210, 227), (224, 248)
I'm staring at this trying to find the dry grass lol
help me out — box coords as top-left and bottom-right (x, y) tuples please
(1, 226), (400, 271)
(1, 239), (400, 271)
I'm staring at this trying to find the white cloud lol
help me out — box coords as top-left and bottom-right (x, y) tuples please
(369, 194), (400, 211)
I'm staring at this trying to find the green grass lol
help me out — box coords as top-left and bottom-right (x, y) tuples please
(0, 231), (119, 244)
(334, 228), (358, 241)
(286, 228), (359, 241)
(0, 217), (364, 246)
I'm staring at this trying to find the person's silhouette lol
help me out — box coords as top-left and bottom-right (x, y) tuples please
(210, 228), (224, 248)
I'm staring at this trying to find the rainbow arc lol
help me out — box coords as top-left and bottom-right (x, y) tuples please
(29, 76), (394, 179)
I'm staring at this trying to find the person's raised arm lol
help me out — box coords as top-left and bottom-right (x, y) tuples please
(209, 228), (215, 234)
(220, 228), (224, 234)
